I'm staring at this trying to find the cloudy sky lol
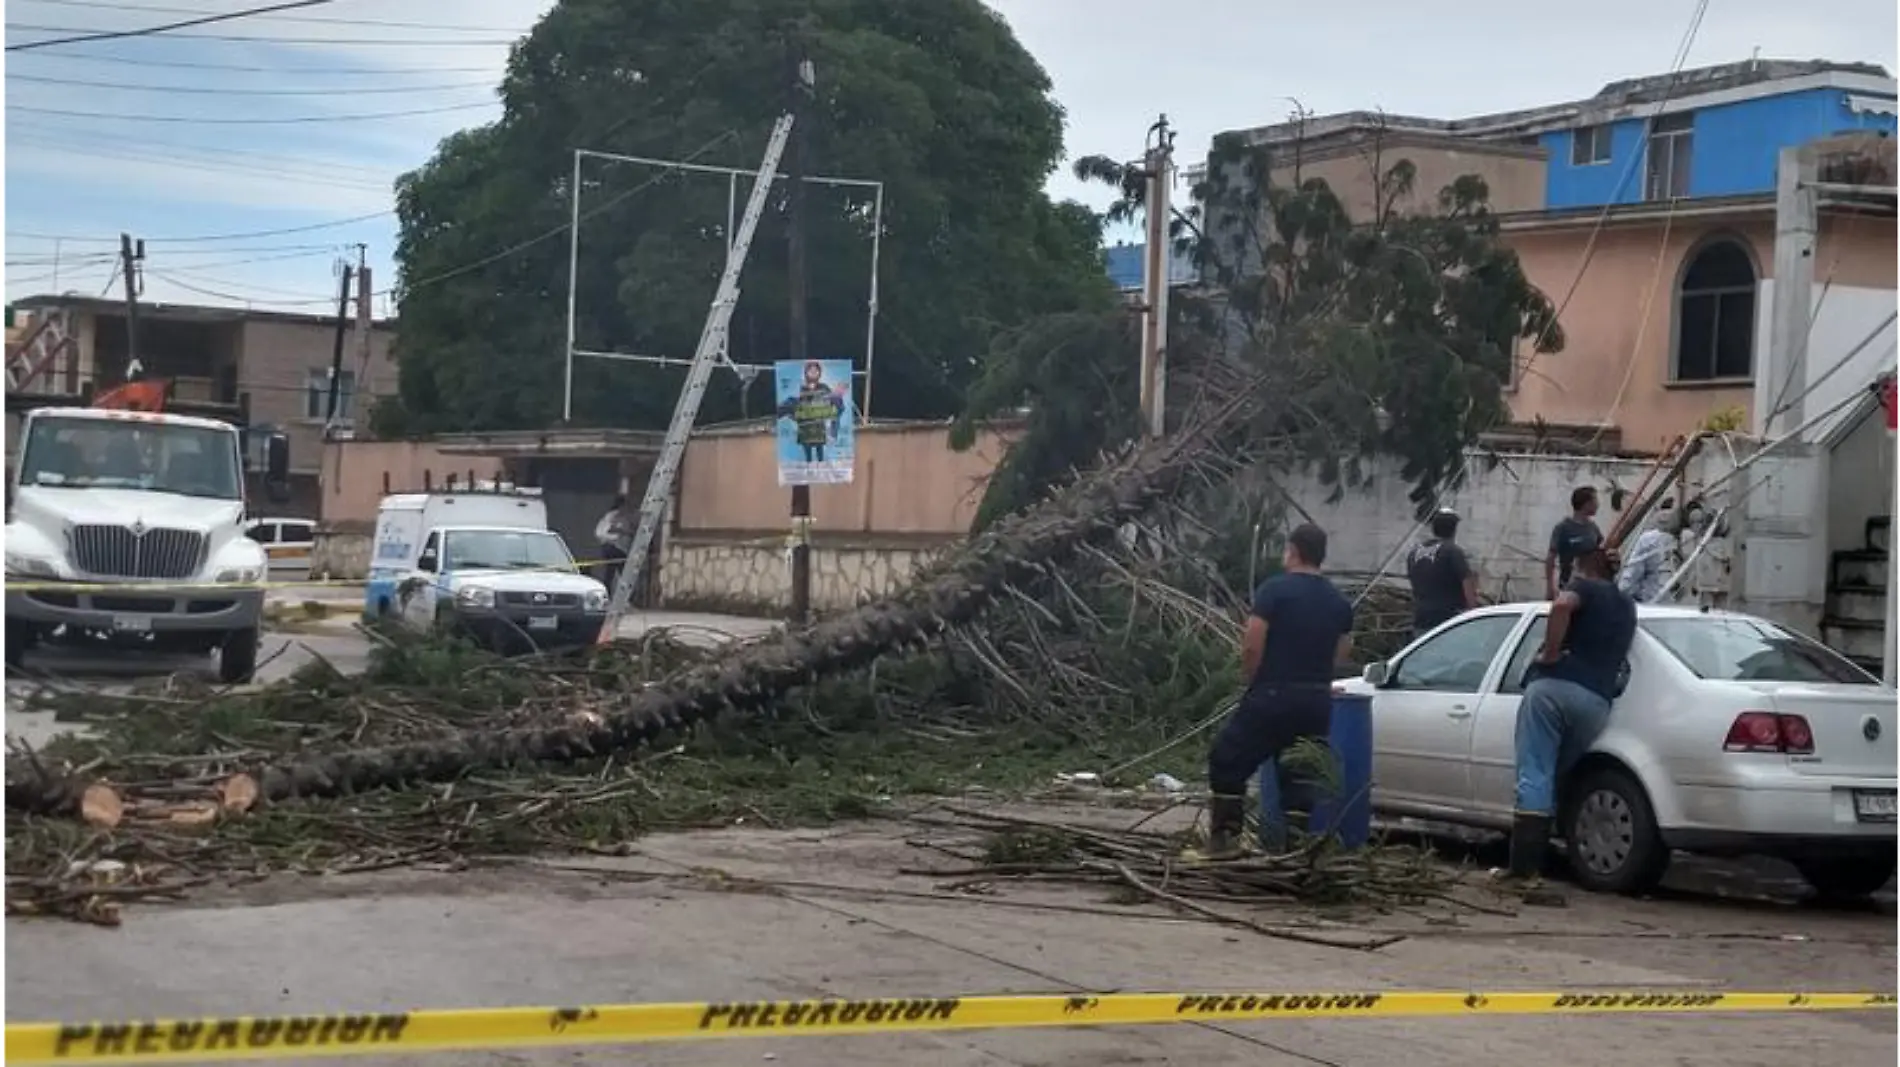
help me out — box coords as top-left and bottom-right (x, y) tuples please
(6, 0), (1895, 314)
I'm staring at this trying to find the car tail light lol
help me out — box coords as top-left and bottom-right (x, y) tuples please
(1723, 711), (1815, 755)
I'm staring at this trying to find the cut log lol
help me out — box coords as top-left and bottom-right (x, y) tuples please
(219, 773), (260, 815)
(79, 784), (123, 829)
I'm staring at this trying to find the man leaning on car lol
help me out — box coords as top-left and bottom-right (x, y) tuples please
(1506, 545), (1636, 906)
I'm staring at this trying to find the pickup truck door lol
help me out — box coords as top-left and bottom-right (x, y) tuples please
(398, 532), (443, 630)
(1466, 612), (1549, 819)
(1370, 612), (1526, 814)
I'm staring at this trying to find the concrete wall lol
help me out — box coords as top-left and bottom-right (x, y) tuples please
(1827, 404), (1895, 559)
(1506, 207), (1893, 449)
(241, 318), (397, 476)
(677, 422), (1014, 536)
(318, 440), (504, 523)
(661, 534), (939, 613)
(1278, 449), (1656, 600)
(1271, 136), (1549, 219)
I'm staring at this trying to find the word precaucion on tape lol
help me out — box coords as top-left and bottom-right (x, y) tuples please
(10, 991), (1897, 1064)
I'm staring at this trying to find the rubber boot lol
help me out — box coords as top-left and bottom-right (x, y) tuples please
(1183, 793), (1249, 864)
(1503, 812), (1567, 908)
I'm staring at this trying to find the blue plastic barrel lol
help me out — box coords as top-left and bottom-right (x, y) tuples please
(1256, 690), (1374, 849)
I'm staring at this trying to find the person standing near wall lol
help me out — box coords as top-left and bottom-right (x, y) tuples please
(1191, 523), (1354, 862)
(1545, 486), (1603, 600)
(1405, 508), (1478, 635)
(1616, 499), (1678, 604)
(594, 495), (631, 595)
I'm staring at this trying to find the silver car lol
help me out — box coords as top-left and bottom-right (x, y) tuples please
(1348, 603), (1896, 897)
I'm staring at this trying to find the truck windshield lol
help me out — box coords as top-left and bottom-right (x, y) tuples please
(1642, 617), (1878, 685)
(443, 530), (577, 573)
(16, 416), (242, 500)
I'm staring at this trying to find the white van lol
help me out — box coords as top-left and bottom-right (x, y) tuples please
(364, 486), (609, 651)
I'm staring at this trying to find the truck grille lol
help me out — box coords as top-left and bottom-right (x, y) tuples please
(70, 525), (207, 580)
(499, 591), (580, 608)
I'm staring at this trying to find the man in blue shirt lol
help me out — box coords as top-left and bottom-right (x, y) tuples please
(1510, 546), (1636, 903)
(1197, 523), (1355, 861)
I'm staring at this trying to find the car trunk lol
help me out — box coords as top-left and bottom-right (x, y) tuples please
(1740, 682), (1897, 780)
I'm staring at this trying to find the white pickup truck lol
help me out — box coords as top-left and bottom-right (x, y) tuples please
(5, 405), (290, 682)
(365, 488), (609, 652)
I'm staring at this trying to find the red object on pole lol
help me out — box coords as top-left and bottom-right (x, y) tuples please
(1879, 374), (1897, 434)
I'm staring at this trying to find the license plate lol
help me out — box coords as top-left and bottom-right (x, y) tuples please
(1853, 791), (1897, 822)
(527, 615), (558, 631)
(111, 614), (152, 633)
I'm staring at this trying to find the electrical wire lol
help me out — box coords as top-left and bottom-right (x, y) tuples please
(18, 0), (526, 33)
(9, 121), (401, 180)
(11, 99), (495, 123)
(6, 70), (497, 94)
(5, 0), (330, 51)
(8, 22), (515, 46)
(9, 132), (394, 193)
(4, 49), (496, 73)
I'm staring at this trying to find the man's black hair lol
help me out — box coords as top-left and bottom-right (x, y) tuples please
(1429, 511), (1459, 539)
(1287, 523), (1328, 567)
(1577, 546), (1615, 578)
(610, 494), (626, 509)
(1571, 485), (1597, 511)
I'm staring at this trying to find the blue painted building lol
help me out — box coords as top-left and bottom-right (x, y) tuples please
(1224, 59), (1896, 214)
(1102, 241), (1198, 295)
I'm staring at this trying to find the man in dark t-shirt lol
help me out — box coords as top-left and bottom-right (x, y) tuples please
(1406, 508), (1478, 635)
(1508, 546), (1636, 903)
(1545, 485), (1603, 599)
(1196, 523), (1355, 861)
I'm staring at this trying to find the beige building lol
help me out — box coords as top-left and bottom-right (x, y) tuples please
(6, 295), (397, 512)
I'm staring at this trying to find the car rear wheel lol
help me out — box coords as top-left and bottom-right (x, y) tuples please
(1564, 765), (1670, 894)
(1794, 857), (1896, 900)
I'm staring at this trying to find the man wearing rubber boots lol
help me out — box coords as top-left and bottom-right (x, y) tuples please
(1507, 546), (1635, 904)
(1194, 523), (1354, 861)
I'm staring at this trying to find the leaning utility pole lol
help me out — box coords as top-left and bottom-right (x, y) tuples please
(118, 233), (144, 379)
(787, 50), (817, 625)
(323, 263), (353, 436)
(353, 246), (374, 403)
(1138, 116), (1175, 439)
(594, 111), (802, 642)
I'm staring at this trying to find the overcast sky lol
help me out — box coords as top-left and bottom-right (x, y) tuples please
(6, 0), (1895, 314)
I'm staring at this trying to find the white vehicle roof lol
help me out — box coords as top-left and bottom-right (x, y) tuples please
(25, 406), (239, 434)
(1474, 601), (1771, 623)
(436, 524), (565, 535)
(380, 488), (542, 509)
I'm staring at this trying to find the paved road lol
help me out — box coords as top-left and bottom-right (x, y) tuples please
(3, 604), (780, 749)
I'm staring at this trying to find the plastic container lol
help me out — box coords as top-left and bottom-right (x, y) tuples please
(1256, 690), (1374, 849)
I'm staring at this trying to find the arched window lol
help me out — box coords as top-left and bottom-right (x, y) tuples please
(1674, 238), (1757, 381)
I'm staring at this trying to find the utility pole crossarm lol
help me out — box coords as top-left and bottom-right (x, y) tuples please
(596, 113), (800, 638)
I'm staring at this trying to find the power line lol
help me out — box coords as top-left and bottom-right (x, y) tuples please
(7, 70), (497, 94)
(7, 22), (516, 46)
(6, 0), (332, 51)
(10, 131), (394, 192)
(11, 99), (494, 123)
(18, 0), (526, 33)
(9, 120), (401, 179)
(7, 213), (393, 245)
(5, 49), (496, 73)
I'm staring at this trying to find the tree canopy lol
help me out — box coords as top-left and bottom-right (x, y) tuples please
(386, 0), (1115, 434)
(955, 131), (1564, 525)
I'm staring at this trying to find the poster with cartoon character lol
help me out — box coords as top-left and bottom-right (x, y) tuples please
(774, 359), (855, 486)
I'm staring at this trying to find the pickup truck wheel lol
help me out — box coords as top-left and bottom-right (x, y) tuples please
(1795, 857), (1896, 900)
(1563, 765), (1669, 895)
(218, 628), (260, 684)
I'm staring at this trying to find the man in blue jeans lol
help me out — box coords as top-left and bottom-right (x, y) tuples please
(1510, 546), (1636, 904)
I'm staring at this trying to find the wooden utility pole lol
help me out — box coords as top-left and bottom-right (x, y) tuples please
(323, 263), (353, 436)
(118, 233), (144, 379)
(787, 50), (816, 625)
(1138, 116), (1175, 439)
(353, 245), (374, 399)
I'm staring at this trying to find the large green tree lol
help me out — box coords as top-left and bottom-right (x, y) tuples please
(387, 0), (1113, 433)
(955, 132), (1564, 525)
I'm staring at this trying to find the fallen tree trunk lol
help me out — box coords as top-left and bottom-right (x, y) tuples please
(7, 396), (1258, 811)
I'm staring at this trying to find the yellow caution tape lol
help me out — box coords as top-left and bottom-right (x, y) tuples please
(4, 557), (628, 595)
(9, 990), (1894, 1064)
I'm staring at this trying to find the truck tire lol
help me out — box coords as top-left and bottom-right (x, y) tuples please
(219, 628), (260, 685)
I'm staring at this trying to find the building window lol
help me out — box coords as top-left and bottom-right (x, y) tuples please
(1645, 112), (1693, 200)
(1674, 238), (1756, 382)
(1571, 125), (1611, 166)
(305, 368), (356, 421)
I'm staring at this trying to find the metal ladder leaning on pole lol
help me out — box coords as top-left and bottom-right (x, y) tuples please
(595, 112), (799, 643)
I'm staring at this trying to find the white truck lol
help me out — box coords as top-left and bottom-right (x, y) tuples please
(365, 487), (610, 652)
(5, 405), (291, 682)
